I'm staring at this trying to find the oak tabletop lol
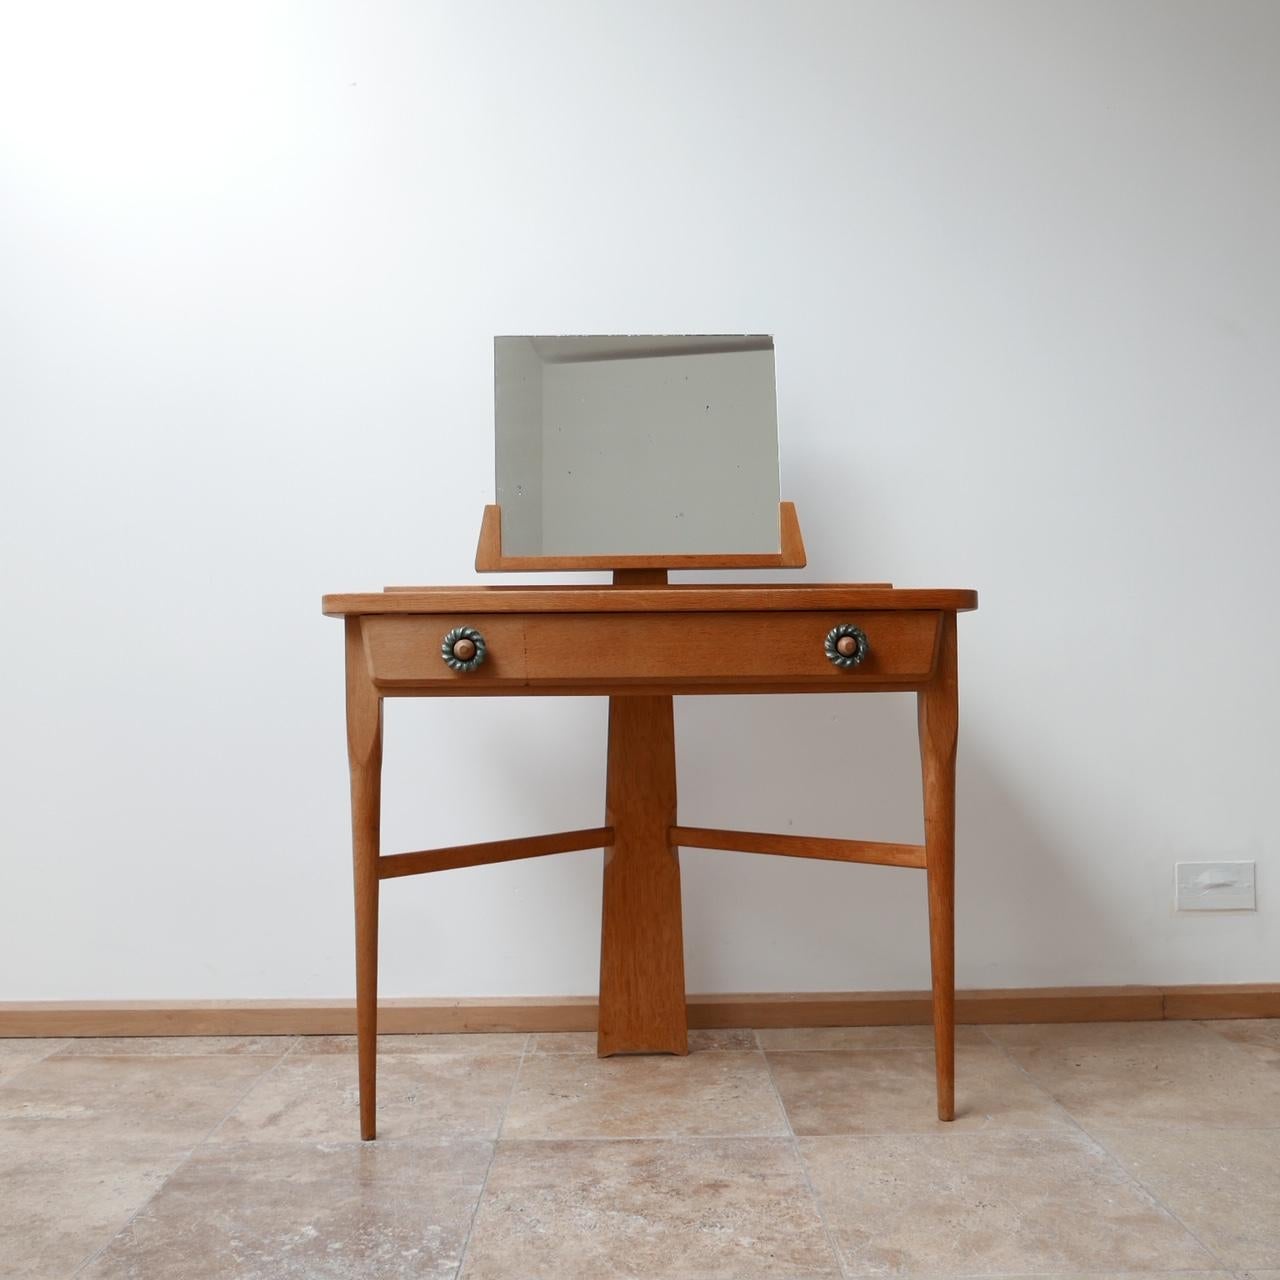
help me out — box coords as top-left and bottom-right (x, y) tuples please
(322, 584), (979, 617)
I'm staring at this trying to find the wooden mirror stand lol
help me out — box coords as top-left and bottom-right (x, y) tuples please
(473, 500), (808, 574)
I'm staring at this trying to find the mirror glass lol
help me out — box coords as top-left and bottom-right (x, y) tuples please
(495, 335), (780, 557)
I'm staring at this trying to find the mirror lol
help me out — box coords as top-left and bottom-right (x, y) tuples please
(495, 335), (781, 557)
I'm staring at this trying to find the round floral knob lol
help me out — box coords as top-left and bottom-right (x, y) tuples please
(824, 623), (869, 668)
(442, 626), (487, 672)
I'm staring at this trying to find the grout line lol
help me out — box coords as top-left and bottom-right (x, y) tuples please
(450, 1031), (530, 1280)
(43, 1051), (294, 1062)
(758, 1035), (849, 1279)
(434, 1128), (795, 1143)
(985, 1033), (1234, 1272)
(0, 1047), (71, 1090)
(8, 1039), (75, 1066)
(881, 1272), (1243, 1279)
(69, 1036), (302, 1278)
(198, 1036), (305, 1145)
(1190, 1018), (1280, 1071)
(1067, 1128), (1236, 1273)
(481, 1119), (1280, 1140)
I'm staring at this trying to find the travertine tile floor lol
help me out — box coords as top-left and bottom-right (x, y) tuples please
(1, 1020), (1278, 1278)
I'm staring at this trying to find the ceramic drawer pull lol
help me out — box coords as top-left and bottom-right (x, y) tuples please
(825, 623), (869, 668)
(442, 626), (487, 672)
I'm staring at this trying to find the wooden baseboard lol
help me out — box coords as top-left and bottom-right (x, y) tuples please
(1, 984), (1277, 1037)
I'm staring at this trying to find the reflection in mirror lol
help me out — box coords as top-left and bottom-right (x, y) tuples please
(495, 335), (780, 557)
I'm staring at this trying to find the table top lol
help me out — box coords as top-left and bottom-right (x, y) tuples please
(323, 584), (979, 617)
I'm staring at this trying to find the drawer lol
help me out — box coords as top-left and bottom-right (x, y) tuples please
(360, 611), (941, 690)
(361, 615), (527, 688)
(522, 611), (941, 686)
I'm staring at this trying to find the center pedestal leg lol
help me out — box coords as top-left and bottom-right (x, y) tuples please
(597, 694), (689, 1056)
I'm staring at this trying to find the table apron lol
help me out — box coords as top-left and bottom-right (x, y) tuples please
(359, 610), (944, 693)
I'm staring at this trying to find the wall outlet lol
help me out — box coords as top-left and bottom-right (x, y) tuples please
(1175, 861), (1256, 911)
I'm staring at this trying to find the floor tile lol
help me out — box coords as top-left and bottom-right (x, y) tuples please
(213, 1052), (519, 1144)
(756, 1025), (986, 1052)
(528, 1028), (757, 1054)
(502, 1050), (788, 1139)
(294, 1032), (528, 1055)
(5, 1022), (1272, 1279)
(460, 1137), (839, 1279)
(79, 1139), (491, 1280)
(0, 1037), (64, 1085)
(0, 1128), (180, 1280)
(1092, 1124), (1280, 1268)
(959, 1274), (1233, 1279)
(1200, 1018), (1280, 1068)
(767, 1044), (1069, 1135)
(981, 1019), (1222, 1048)
(0, 1054), (271, 1143)
(990, 1020), (1280, 1127)
(800, 1130), (1216, 1275)
(52, 1036), (295, 1057)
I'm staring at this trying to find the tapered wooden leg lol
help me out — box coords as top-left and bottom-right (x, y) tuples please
(345, 618), (383, 1139)
(597, 695), (688, 1056)
(918, 613), (958, 1121)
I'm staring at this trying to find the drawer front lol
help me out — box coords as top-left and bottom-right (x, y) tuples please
(361, 615), (527, 688)
(361, 611), (941, 690)
(522, 611), (941, 685)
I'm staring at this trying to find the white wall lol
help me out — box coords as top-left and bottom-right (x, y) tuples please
(2, 0), (1277, 1001)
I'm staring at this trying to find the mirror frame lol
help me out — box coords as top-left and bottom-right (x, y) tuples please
(474, 501), (806, 572)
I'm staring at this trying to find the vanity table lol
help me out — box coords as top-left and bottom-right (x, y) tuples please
(324, 553), (975, 1138)
(324, 335), (976, 1139)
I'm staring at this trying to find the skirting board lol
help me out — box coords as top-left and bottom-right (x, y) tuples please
(0, 985), (1277, 1037)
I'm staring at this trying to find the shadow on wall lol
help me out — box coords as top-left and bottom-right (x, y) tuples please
(381, 666), (1136, 997)
(954, 735), (1146, 989)
(676, 689), (1133, 993)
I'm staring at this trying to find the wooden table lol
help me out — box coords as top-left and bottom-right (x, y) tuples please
(323, 582), (977, 1139)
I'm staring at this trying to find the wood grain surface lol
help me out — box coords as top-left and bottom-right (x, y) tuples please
(325, 585), (978, 616)
(597, 696), (689, 1056)
(473, 501), (808, 571)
